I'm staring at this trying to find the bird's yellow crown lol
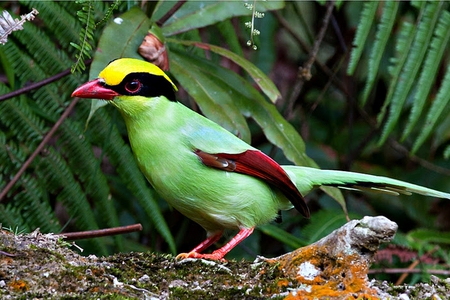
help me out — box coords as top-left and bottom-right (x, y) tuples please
(99, 58), (177, 91)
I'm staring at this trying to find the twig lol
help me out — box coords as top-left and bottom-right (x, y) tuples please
(0, 98), (79, 202)
(156, 0), (187, 26)
(0, 60), (92, 103)
(60, 224), (143, 241)
(284, 0), (335, 119)
(300, 0), (336, 81)
(369, 268), (450, 276)
(0, 250), (16, 257)
(395, 246), (438, 285)
(273, 8), (340, 88)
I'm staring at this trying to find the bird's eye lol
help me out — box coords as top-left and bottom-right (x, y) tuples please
(124, 79), (141, 93)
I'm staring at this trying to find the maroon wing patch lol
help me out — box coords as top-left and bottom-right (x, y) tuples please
(195, 149), (310, 218)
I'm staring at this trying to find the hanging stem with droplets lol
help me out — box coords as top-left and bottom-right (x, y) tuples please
(245, 0), (264, 50)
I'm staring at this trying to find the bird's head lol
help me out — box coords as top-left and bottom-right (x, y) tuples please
(72, 58), (178, 113)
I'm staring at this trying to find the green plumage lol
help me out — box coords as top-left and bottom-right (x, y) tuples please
(114, 95), (291, 233)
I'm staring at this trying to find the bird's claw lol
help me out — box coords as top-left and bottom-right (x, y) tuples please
(176, 251), (226, 261)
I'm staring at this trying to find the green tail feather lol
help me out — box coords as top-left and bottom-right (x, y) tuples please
(283, 166), (450, 199)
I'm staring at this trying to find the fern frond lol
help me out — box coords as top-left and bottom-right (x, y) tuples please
(376, 20), (416, 126)
(58, 115), (123, 250)
(360, 1), (399, 105)
(89, 109), (177, 254)
(1, 20), (78, 115)
(15, 176), (60, 233)
(1, 45), (67, 132)
(4, 22), (72, 77)
(412, 62), (450, 153)
(0, 133), (27, 201)
(377, 1), (442, 145)
(71, 0), (96, 73)
(96, 0), (120, 27)
(0, 133), (59, 233)
(36, 147), (99, 230)
(347, 2), (378, 76)
(0, 204), (26, 232)
(433, 114), (450, 153)
(0, 96), (47, 144)
(377, 0), (427, 125)
(404, 8), (450, 143)
(20, 0), (80, 49)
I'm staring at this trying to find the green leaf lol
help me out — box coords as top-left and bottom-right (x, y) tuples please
(301, 209), (354, 244)
(87, 6), (152, 121)
(258, 223), (306, 249)
(376, 20), (416, 127)
(216, 19), (244, 58)
(169, 39), (281, 103)
(408, 228), (450, 244)
(412, 62), (450, 153)
(160, 1), (285, 36)
(361, 1), (399, 105)
(170, 51), (251, 143)
(347, 1), (378, 75)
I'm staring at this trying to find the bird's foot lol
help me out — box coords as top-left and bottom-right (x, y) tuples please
(176, 251), (226, 261)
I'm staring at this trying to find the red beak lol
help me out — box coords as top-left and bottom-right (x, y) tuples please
(71, 78), (119, 100)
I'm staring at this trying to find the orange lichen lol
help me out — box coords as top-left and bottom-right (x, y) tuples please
(276, 278), (290, 287)
(268, 243), (379, 299)
(8, 279), (29, 292)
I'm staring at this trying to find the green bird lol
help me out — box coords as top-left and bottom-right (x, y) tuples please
(72, 58), (450, 260)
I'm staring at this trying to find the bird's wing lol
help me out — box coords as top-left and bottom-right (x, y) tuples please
(180, 109), (309, 217)
(195, 149), (310, 218)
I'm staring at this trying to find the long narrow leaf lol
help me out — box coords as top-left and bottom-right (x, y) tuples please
(258, 224), (306, 249)
(361, 1), (399, 105)
(160, 1), (285, 36)
(376, 20), (416, 126)
(170, 51), (251, 143)
(412, 63), (450, 153)
(169, 39), (282, 103)
(347, 2), (378, 75)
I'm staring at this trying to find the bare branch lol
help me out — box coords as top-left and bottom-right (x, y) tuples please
(60, 224), (143, 241)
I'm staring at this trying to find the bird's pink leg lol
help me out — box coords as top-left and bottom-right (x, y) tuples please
(176, 227), (255, 261)
(190, 231), (223, 253)
(176, 231), (223, 259)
